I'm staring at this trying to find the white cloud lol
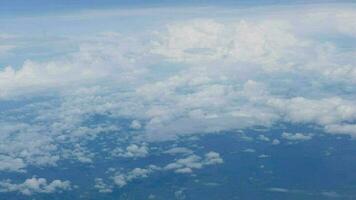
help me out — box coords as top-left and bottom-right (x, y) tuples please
(0, 5), (356, 176)
(272, 139), (280, 145)
(164, 151), (223, 174)
(304, 8), (356, 37)
(94, 178), (113, 193)
(281, 132), (313, 141)
(108, 150), (223, 189)
(243, 148), (256, 153)
(258, 154), (270, 158)
(204, 151), (224, 165)
(124, 144), (148, 158)
(164, 147), (193, 155)
(130, 120), (142, 130)
(62, 144), (94, 163)
(0, 155), (26, 172)
(267, 187), (290, 193)
(258, 134), (270, 142)
(0, 34), (148, 99)
(113, 165), (160, 188)
(111, 144), (149, 158)
(268, 97), (356, 126)
(151, 19), (303, 69)
(0, 177), (71, 195)
(0, 123), (59, 172)
(325, 124), (356, 138)
(164, 155), (203, 173)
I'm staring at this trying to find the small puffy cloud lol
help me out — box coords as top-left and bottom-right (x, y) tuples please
(204, 151), (224, 165)
(113, 165), (159, 188)
(164, 155), (203, 173)
(94, 178), (112, 193)
(62, 144), (94, 163)
(164, 151), (223, 174)
(175, 168), (193, 174)
(272, 139), (280, 145)
(113, 175), (127, 188)
(130, 120), (142, 130)
(258, 154), (270, 158)
(0, 177), (71, 195)
(258, 134), (270, 142)
(111, 144), (149, 158)
(243, 148), (256, 153)
(164, 147), (193, 155)
(281, 132), (313, 141)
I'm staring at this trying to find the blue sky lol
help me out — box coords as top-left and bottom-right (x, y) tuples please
(0, 0), (352, 17)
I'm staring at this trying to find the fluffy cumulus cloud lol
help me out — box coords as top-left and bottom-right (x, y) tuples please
(0, 177), (71, 195)
(113, 165), (160, 188)
(0, 4), (356, 188)
(164, 151), (223, 174)
(111, 144), (149, 158)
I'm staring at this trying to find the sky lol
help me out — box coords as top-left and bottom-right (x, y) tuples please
(0, 0), (353, 17)
(1, 0), (356, 199)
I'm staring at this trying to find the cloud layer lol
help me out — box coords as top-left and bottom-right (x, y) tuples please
(0, 4), (356, 195)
